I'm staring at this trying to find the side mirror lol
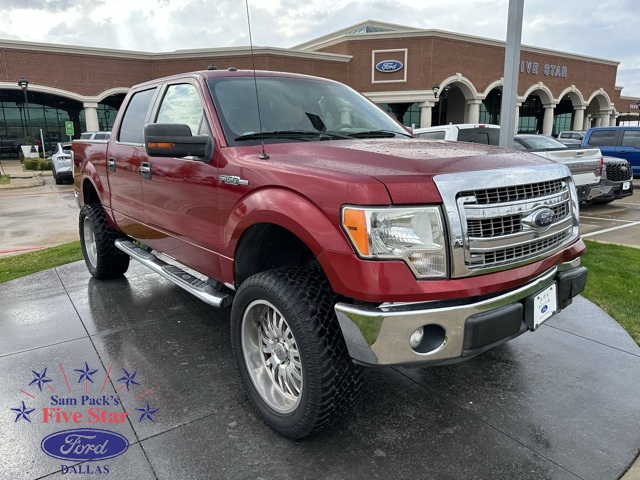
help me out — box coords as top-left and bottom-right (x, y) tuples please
(144, 123), (214, 160)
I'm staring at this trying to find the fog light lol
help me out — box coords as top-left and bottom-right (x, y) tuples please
(409, 326), (424, 349)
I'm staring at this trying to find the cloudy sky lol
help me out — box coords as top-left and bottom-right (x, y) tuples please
(1, 0), (639, 97)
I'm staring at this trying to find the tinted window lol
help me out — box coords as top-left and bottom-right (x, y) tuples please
(119, 88), (157, 144)
(94, 133), (107, 140)
(515, 135), (566, 149)
(457, 128), (500, 145)
(156, 83), (210, 136)
(587, 130), (617, 147)
(621, 130), (640, 149)
(418, 131), (446, 140)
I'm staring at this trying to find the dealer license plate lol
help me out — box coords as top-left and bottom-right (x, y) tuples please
(531, 283), (557, 330)
(623, 181), (631, 191)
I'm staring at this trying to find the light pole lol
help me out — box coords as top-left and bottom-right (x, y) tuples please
(17, 78), (37, 153)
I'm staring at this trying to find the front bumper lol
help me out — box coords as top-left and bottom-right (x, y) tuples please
(590, 179), (633, 203)
(335, 260), (587, 366)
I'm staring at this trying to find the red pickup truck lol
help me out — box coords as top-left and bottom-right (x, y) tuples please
(73, 69), (587, 439)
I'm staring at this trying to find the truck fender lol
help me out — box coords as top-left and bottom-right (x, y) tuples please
(223, 187), (353, 263)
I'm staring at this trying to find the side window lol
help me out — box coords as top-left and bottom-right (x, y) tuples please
(621, 130), (640, 149)
(587, 130), (617, 147)
(156, 84), (210, 137)
(418, 131), (446, 140)
(119, 88), (157, 144)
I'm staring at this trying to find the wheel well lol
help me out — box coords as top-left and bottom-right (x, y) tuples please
(83, 179), (100, 205)
(234, 224), (321, 287)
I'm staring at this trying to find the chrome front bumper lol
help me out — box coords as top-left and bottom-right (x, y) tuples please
(334, 260), (586, 366)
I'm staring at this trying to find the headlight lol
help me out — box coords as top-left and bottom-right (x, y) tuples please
(341, 206), (448, 278)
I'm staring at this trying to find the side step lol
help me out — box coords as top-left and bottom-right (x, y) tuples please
(115, 239), (232, 308)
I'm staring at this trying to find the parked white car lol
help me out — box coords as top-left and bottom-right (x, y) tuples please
(557, 130), (585, 147)
(413, 124), (500, 144)
(50, 142), (73, 185)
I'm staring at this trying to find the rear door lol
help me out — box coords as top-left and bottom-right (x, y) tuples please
(107, 87), (159, 236)
(619, 129), (640, 177)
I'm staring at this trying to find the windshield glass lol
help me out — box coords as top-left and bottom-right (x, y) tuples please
(207, 76), (409, 146)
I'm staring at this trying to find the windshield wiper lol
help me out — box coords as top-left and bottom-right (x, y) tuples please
(235, 130), (352, 142)
(341, 130), (412, 139)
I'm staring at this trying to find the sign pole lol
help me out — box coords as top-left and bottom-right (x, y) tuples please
(499, 0), (524, 147)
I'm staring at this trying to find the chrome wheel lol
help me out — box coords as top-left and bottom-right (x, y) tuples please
(83, 216), (98, 268)
(241, 299), (303, 414)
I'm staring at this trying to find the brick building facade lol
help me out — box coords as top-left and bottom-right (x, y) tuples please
(0, 20), (638, 149)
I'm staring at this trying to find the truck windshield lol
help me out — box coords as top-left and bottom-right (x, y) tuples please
(207, 76), (410, 146)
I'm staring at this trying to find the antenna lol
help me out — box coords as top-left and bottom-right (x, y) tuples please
(244, 0), (269, 160)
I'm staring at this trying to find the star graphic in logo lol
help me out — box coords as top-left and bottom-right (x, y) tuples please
(29, 368), (52, 391)
(135, 401), (159, 422)
(10, 401), (35, 422)
(117, 368), (141, 391)
(74, 362), (98, 384)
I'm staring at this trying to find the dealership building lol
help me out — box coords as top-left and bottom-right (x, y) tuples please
(0, 20), (639, 149)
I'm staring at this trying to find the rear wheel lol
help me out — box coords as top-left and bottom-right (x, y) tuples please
(231, 268), (362, 439)
(79, 204), (130, 279)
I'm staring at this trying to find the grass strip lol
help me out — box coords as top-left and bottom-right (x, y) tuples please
(581, 240), (640, 346)
(0, 241), (82, 284)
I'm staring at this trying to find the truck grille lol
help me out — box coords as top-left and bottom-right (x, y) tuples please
(469, 179), (565, 204)
(434, 165), (580, 278)
(606, 161), (633, 182)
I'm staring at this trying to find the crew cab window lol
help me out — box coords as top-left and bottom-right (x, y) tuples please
(119, 88), (157, 144)
(156, 84), (211, 137)
(586, 129), (617, 147)
(622, 130), (640, 149)
(417, 131), (446, 140)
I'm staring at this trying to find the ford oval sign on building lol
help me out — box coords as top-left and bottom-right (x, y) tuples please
(375, 60), (403, 73)
(41, 428), (129, 461)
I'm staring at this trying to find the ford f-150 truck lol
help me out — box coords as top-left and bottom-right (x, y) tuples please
(73, 69), (587, 439)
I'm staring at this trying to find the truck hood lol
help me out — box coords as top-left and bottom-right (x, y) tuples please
(248, 138), (550, 204)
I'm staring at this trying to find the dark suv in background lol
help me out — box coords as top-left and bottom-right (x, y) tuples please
(582, 126), (640, 178)
(0, 136), (22, 155)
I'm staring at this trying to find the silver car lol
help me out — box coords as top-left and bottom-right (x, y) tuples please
(50, 142), (72, 185)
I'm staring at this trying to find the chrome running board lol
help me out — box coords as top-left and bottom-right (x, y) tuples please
(115, 239), (232, 308)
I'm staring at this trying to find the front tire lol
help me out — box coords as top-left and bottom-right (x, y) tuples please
(231, 268), (362, 439)
(79, 204), (130, 279)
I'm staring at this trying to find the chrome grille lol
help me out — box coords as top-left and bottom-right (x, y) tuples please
(433, 165), (580, 278)
(466, 202), (569, 239)
(463, 179), (565, 205)
(482, 231), (571, 265)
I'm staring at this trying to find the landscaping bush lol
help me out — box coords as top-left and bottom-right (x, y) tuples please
(23, 156), (50, 171)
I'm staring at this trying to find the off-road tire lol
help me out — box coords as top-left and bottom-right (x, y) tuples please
(79, 204), (130, 279)
(231, 267), (363, 439)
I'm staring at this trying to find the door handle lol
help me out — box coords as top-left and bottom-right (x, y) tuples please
(141, 161), (151, 180)
(108, 157), (116, 172)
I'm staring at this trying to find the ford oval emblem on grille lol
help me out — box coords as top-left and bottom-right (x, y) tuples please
(41, 428), (129, 461)
(522, 207), (556, 232)
(375, 60), (403, 73)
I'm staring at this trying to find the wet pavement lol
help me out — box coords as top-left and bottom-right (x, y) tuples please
(1, 162), (640, 479)
(1, 260), (639, 480)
